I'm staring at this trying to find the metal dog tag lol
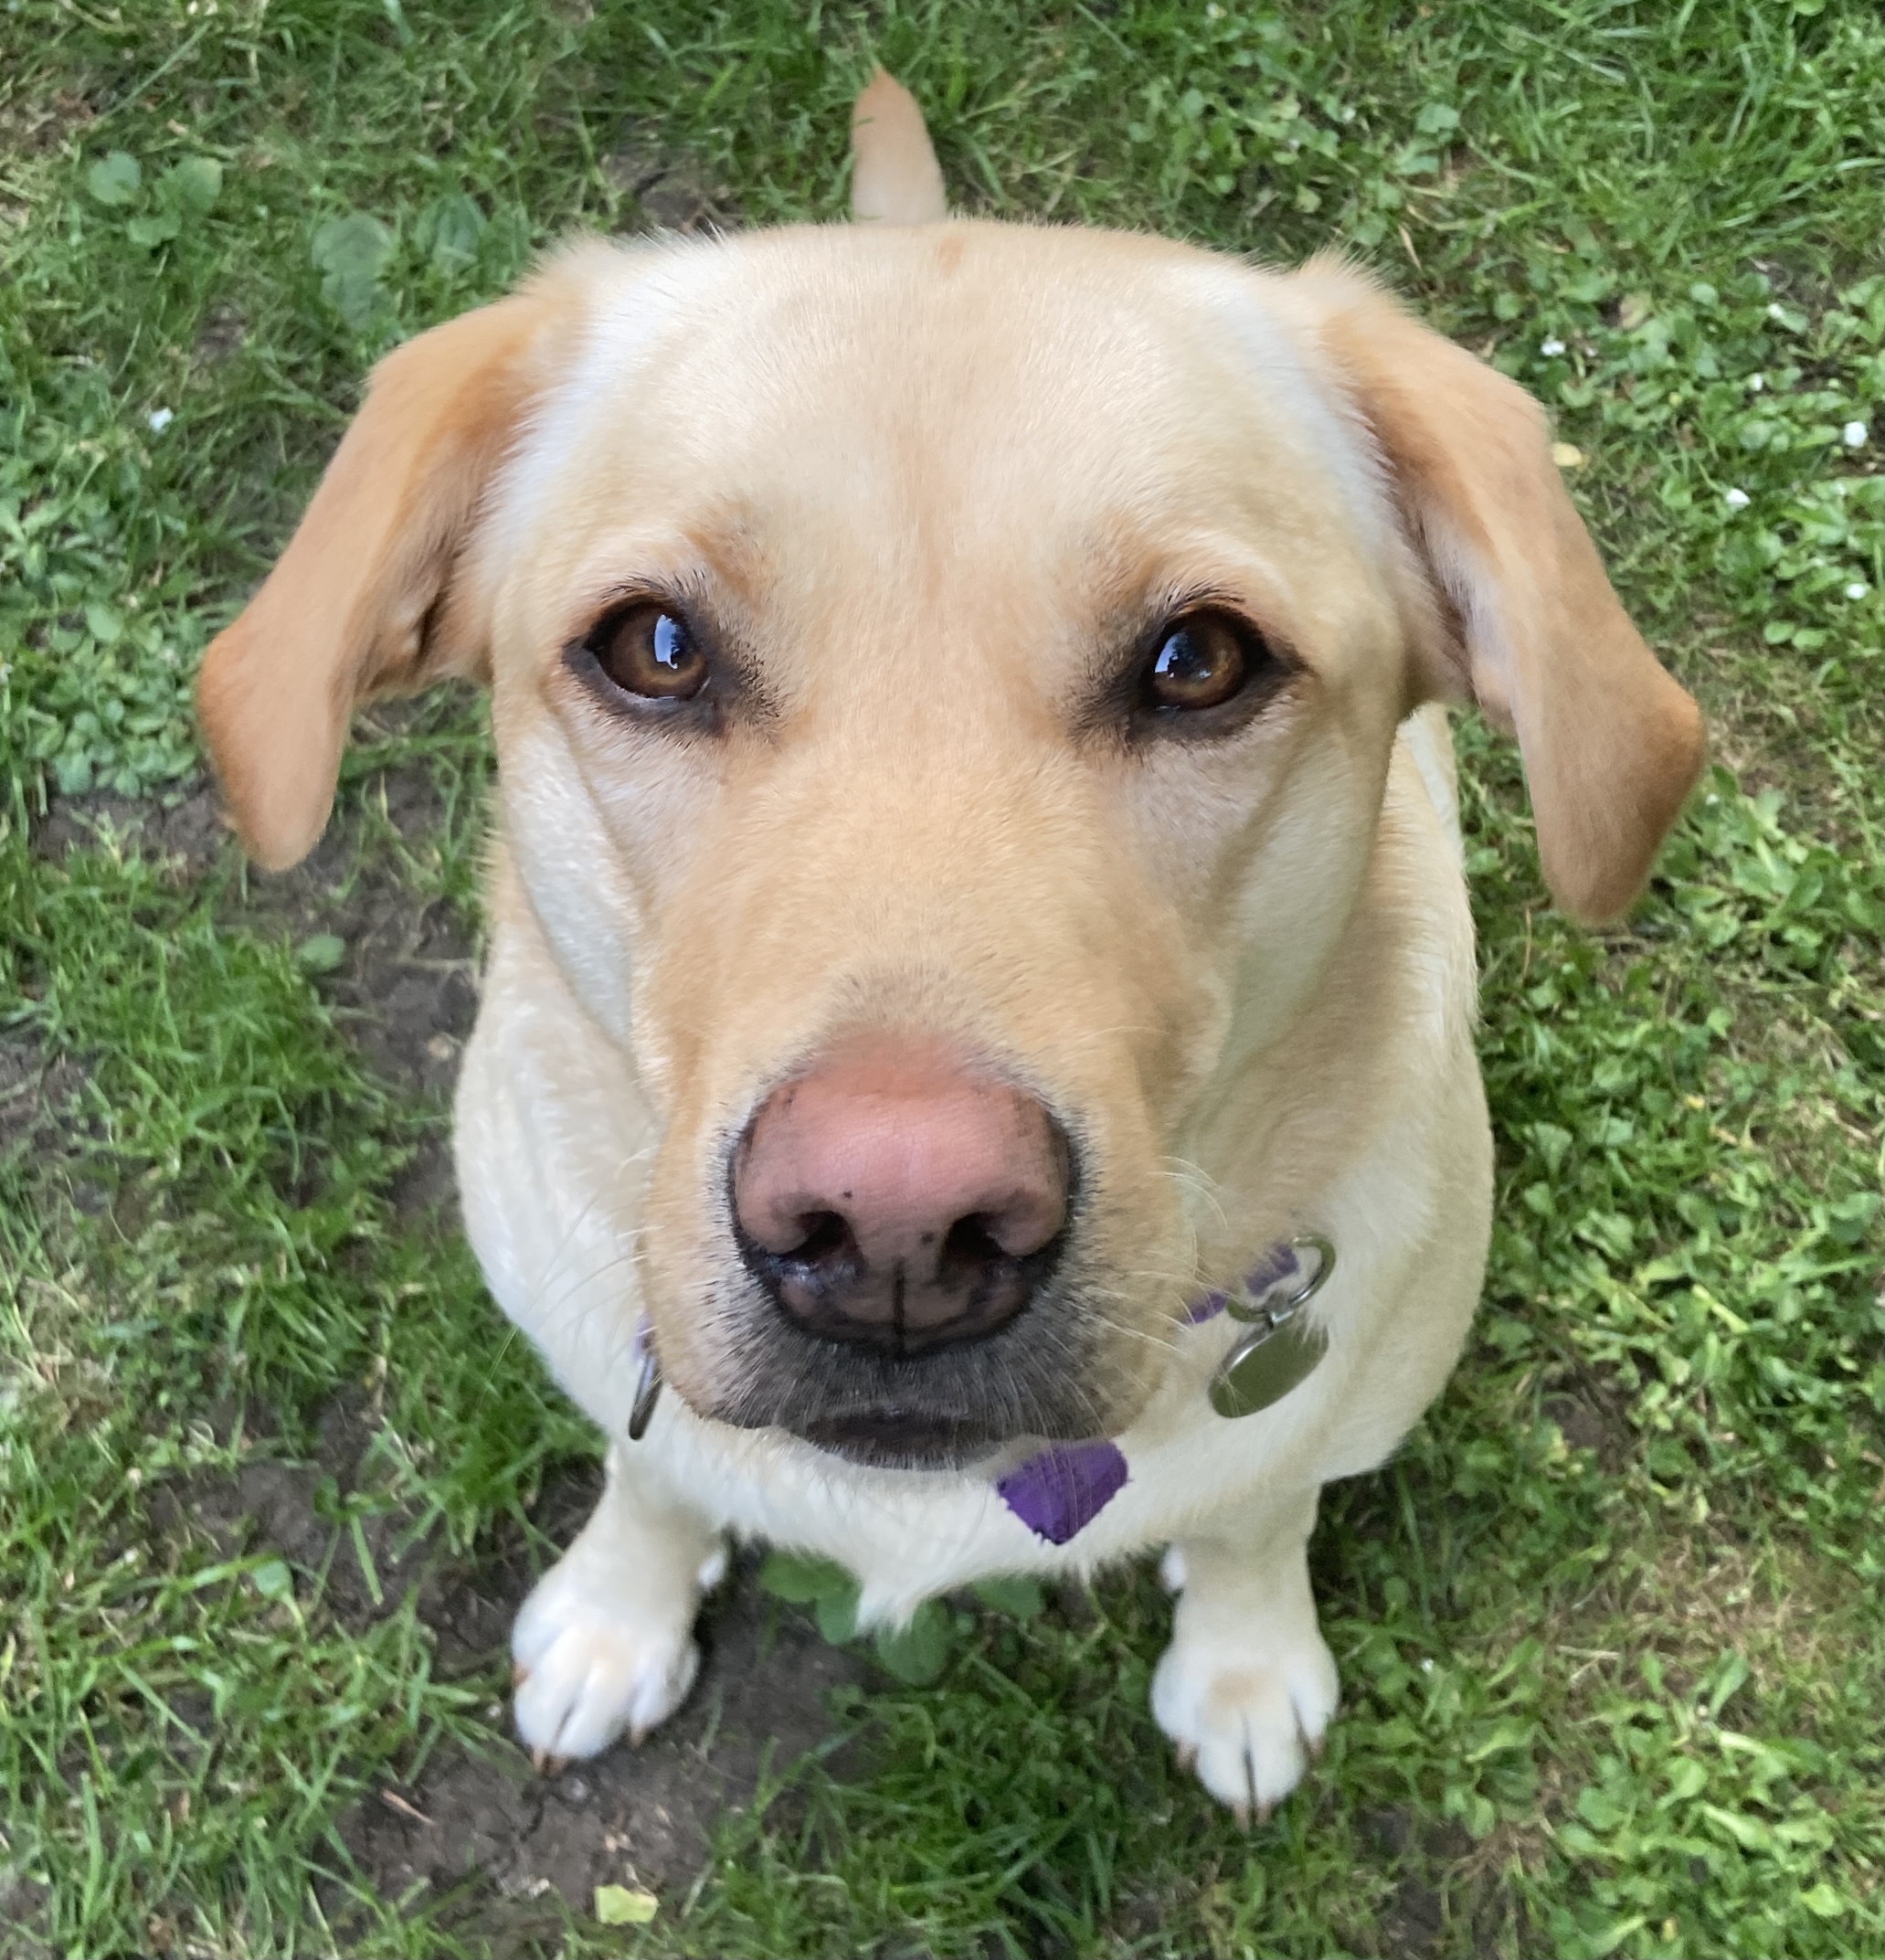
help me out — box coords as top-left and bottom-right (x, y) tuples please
(1209, 1234), (1335, 1418)
(1209, 1315), (1328, 1419)
(1226, 1234), (1334, 1323)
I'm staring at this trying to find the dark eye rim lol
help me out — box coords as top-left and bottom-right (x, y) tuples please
(561, 595), (722, 724)
(1127, 602), (1295, 738)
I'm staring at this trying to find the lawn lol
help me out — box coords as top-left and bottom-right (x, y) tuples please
(1, 2), (1880, 1955)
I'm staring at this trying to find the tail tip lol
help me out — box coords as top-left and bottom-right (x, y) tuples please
(851, 69), (948, 225)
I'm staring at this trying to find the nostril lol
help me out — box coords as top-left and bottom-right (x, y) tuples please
(937, 1214), (1009, 1284)
(783, 1211), (854, 1269)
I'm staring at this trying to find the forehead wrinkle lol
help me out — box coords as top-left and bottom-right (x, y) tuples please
(486, 239), (743, 563)
(1173, 262), (1396, 556)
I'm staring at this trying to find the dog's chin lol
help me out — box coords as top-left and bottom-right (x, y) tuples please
(792, 1410), (1006, 1470)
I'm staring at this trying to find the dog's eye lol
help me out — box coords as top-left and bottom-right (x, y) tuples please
(588, 604), (708, 701)
(1144, 611), (1256, 714)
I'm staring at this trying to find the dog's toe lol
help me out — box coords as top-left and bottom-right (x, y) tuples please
(1150, 1628), (1339, 1818)
(511, 1560), (700, 1762)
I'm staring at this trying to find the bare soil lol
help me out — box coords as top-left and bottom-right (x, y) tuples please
(345, 1543), (871, 1914)
(0, 1033), (87, 1157)
(604, 119), (732, 233)
(35, 763), (482, 1108)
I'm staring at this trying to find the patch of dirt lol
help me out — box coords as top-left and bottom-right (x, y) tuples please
(0, 88), (98, 160)
(603, 125), (730, 233)
(1540, 1369), (1634, 1474)
(150, 1393), (450, 1630)
(192, 300), (248, 365)
(344, 1553), (868, 1918)
(1363, 1809), (1479, 1960)
(31, 779), (230, 875)
(0, 1034), (88, 1156)
(34, 765), (483, 1112)
(239, 766), (482, 1101)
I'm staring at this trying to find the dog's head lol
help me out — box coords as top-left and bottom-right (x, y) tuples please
(199, 78), (1701, 1467)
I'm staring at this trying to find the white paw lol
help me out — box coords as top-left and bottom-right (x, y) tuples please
(511, 1550), (701, 1765)
(1150, 1620), (1340, 1819)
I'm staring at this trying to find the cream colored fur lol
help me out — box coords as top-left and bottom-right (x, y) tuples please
(196, 77), (1701, 1820)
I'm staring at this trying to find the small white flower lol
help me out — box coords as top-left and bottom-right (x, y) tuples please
(1540, 336), (1566, 357)
(1843, 420), (1868, 448)
(1723, 488), (1751, 510)
(1421, 1657), (1435, 1674)
(147, 407), (174, 433)
(1847, 582), (1869, 600)
(1747, 374), (1764, 392)
(1766, 302), (1784, 319)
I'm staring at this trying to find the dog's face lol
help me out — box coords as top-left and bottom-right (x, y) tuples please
(491, 230), (1416, 1462)
(198, 225), (1701, 1467)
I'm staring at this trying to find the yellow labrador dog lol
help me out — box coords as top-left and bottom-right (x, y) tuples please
(198, 75), (1702, 1818)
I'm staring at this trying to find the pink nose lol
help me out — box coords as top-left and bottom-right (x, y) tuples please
(734, 1036), (1071, 1355)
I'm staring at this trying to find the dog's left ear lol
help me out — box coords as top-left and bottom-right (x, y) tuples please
(1297, 262), (1705, 923)
(197, 266), (579, 870)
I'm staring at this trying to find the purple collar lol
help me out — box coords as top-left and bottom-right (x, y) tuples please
(996, 1234), (1335, 1544)
(995, 1439), (1131, 1546)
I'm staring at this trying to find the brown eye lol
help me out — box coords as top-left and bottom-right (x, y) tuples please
(1145, 611), (1251, 713)
(588, 603), (707, 700)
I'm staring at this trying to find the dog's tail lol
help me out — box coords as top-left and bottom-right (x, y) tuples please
(852, 70), (947, 224)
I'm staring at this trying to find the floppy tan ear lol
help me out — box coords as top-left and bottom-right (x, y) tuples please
(852, 70), (947, 224)
(1298, 262), (1704, 922)
(196, 276), (575, 870)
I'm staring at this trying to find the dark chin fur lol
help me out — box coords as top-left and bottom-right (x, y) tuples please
(696, 1272), (1128, 1464)
(791, 1412), (1004, 1470)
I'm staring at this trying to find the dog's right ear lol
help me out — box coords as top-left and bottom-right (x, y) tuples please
(851, 70), (947, 224)
(196, 270), (578, 870)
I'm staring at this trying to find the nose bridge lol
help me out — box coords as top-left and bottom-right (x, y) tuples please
(736, 725), (1129, 1043)
(820, 683), (1092, 908)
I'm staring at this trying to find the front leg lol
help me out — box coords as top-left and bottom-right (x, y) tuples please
(1150, 1487), (1340, 1821)
(512, 1445), (725, 1766)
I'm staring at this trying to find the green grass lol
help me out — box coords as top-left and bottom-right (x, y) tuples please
(1, 2), (1880, 1955)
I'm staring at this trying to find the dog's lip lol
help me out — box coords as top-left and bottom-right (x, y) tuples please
(792, 1409), (1010, 1471)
